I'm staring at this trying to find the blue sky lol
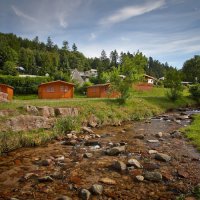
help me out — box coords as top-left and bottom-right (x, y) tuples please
(0, 0), (200, 68)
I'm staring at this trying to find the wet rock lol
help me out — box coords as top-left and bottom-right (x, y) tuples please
(136, 175), (144, 181)
(149, 150), (158, 154)
(38, 176), (54, 182)
(134, 134), (145, 139)
(84, 141), (101, 147)
(82, 126), (94, 134)
(143, 163), (160, 171)
(155, 132), (163, 138)
(61, 140), (77, 146)
(144, 171), (162, 182)
(99, 177), (117, 185)
(106, 146), (125, 156)
(112, 161), (127, 171)
(147, 140), (159, 143)
(80, 189), (91, 200)
(56, 196), (72, 200)
(90, 184), (103, 195)
(170, 131), (182, 139)
(155, 153), (171, 162)
(128, 159), (143, 168)
(83, 153), (93, 158)
(177, 169), (189, 178)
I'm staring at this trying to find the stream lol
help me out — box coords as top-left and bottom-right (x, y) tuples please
(0, 108), (200, 200)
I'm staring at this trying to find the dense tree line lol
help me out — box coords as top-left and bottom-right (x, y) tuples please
(0, 32), (199, 84)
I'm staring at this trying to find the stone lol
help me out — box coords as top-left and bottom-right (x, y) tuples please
(24, 173), (38, 180)
(6, 115), (55, 132)
(155, 132), (163, 138)
(177, 169), (189, 178)
(90, 184), (103, 195)
(80, 189), (91, 200)
(134, 134), (145, 139)
(88, 114), (98, 128)
(147, 140), (159, 143)
(37, 106), (55, 118)
(38, 176), (54, 182)
(61, 140), (77, 146)
(144, 171), (162, 182)
(170, 131), (182, 139)
(128, 159), (143, 169)
(39, 159), (51, 166)
(99, 177), (117, 185)
(10, 198), (20, 200)
(82, 126), (94, 134)
(83, 153), (93, 158)
(84, 141), (101, 147)
(112, 161), (127, 171)
(66, 133), (73, 139)
(56, 196), (72, 200)
(0, 92), (8, 102)
(25, 105), (39, 115)
(106, 146), (125, 156)
(143, 163), (160, 171)
(136, 175), (144, 181)
(55, 107), (78, 117)
(155, 153), (171, 162)
(148, 150), (158, 154)
(55, 156), (65, 162)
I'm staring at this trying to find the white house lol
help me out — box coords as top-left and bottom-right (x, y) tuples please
(144, 74), (157, 84)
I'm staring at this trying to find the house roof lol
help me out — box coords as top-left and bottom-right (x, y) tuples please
(0, 83), (14, 89)
(87, 83), (110, 88)
(144, 74), (157, 80)
(38, 80), (75, 87)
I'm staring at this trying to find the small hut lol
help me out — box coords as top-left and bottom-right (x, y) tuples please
(0, 84), (14, 100)
(87, 83), (120, 98)
(38, 80), (75, 99)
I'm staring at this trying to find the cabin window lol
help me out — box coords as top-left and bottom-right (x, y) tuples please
(46, 86), (55, 92)
(60, 86), (69, 92)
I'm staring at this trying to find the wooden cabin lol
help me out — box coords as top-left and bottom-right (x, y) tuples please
(0, 84), (14, 100)
(38, 80), (75, 99)
(144, 74), (157, 85)
(87, 83), (120, 98)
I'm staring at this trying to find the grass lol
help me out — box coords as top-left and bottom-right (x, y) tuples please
(182, 114), (200, 151)
(0, 87), (198, 154)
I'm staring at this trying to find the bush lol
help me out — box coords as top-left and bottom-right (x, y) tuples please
(0, 75), (51, 94)
(189, 84), (200, 102)
(76, 81), (93, 95)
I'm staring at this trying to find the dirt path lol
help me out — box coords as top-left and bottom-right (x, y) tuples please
(0, 110), (200, 200)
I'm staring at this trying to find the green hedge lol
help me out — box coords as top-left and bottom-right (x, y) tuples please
(0, 75), (51, 94)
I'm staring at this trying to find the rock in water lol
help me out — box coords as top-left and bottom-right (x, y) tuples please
(106, 146), (125, 156)
(112, 161), (127, 171)
(90, 184), (103, 195)
(144, 171), (162, 182)
(80, 189), (91, 200)
(155, 153), (171, 162)
(128, 159), (143, 168)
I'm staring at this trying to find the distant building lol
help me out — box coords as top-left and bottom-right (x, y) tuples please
(144, 74), (157, 84)
(38, 80), (74, 99)
(87, 83), (120, 98)
(0, 84), (14, 100)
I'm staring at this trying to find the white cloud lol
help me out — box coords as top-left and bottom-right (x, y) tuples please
(57, 14), (68, 28)
(99, 0), (166, 26)
(12, 5), (37, 22)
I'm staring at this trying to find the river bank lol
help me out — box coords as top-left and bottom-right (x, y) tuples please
(0, 108), (200, 200)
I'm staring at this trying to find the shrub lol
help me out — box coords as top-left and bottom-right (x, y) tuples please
(0, 75), (51, 94)
(76, 81), (93, 95)
(189, 84), (200, 102)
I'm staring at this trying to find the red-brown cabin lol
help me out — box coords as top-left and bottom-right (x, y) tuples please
(38, 80), (75, 99)
(0, 84), (14, 100)
(87, 83), (120, 98)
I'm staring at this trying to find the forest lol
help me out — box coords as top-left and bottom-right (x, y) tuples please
(0, 32), (199, 84)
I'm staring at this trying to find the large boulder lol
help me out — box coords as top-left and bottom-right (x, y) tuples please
(0, 92), (8, 102)
(6, 115), (55, 131)
(55, 107), (78, 117)
(37, 106), (55, 118)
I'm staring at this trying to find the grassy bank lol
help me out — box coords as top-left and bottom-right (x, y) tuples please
(182, 114), (200, 151)
(0, 87), (197, 154)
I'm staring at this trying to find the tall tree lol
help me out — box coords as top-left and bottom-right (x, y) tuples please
(72, 43), (77, 52)
(46, 36), (53, 51)
(110, 49), (119, 68)
(62, 40), (69, 51)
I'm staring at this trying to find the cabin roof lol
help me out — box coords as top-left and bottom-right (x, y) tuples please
(87, 83), (110, 88)
(38, 80), (75, 87)
(144, 74), (157, 80)
(0, 83), (14, 89)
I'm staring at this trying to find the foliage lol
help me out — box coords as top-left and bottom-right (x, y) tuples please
(164, 69), (183, 101)
(0, 75), (50, 94)
(76, 81), (93, 95)
(2, 61), (18, 75)
(189, 84), (200, 103)
(182, 114), (200, 151)
(182, 55), (200, 82)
